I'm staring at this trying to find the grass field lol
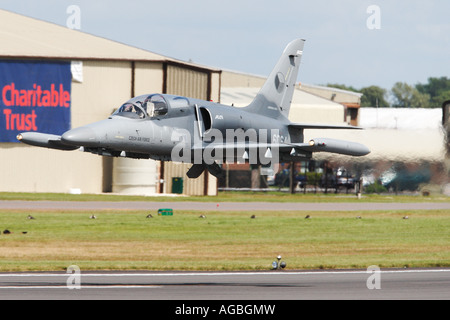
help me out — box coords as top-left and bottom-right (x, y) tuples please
(0, 206), (448, 272)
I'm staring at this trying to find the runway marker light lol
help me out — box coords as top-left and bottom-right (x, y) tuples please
(272, 255), (286, 270)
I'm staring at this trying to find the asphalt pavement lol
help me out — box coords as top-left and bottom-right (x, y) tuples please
(0, 269), (448, 300)
(0, 200), (449, 211)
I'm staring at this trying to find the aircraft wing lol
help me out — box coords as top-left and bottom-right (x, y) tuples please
(191, 137), (370, 160)
(17, 132), (79, 151)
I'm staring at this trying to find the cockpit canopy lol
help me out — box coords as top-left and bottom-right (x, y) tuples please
(113, 94), (168, 119)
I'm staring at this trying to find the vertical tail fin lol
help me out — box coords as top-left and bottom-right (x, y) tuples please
(245, 39), (305, 120)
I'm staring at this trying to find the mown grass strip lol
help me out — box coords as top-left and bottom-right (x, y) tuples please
(0, 209), (448, 271)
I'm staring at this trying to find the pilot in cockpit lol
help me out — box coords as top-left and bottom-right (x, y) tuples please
(143, 95), (168, 118)
(122, 103), (133, 112)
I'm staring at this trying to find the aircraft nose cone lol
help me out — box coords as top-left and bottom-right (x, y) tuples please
(61, 126), (97, 147)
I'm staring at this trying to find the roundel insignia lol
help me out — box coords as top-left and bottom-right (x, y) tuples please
(274, 72), (285, 93)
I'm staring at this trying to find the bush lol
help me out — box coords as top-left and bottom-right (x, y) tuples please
(364, 181), (388, 194)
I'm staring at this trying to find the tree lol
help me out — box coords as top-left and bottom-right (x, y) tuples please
(360, 86), (390, 108)
(391, 82), (430, 108)
(432, 91), (450, 108)
(416, 77), (450, 108)
(322, 79), (449, 109)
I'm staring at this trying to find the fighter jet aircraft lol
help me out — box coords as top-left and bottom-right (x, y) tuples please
(17, 39), (370, 179)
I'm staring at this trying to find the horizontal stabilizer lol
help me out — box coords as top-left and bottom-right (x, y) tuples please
(289, 123), (363, 130)
(17, 132), (79, 151)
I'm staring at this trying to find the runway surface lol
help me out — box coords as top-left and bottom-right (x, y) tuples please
(1, 200), (449, 211)
(0, 269), (449, 300)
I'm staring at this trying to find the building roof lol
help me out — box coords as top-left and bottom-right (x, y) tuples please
(221, 86), (343, 108)
(220, 86), (346, 124)
(299, 83), (362, 105)
(0, 9), (220, 72)
(221, 70), (361, 105)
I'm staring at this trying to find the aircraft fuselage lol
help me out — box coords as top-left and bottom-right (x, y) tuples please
(60, 94), (294, 163)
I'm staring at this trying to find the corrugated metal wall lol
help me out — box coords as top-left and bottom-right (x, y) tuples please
(134, 62), (164, 95)
(166, 64), (209, 100)
(72, 61), (132, 126)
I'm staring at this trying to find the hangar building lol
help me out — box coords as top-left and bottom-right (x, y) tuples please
(0, 9), (220, 196)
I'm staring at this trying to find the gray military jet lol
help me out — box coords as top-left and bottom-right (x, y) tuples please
(17, 39), (369, 179)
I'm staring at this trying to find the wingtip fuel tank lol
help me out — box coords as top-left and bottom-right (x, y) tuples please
(17, 132), (78, 151)
(308, 138), (370, 157)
